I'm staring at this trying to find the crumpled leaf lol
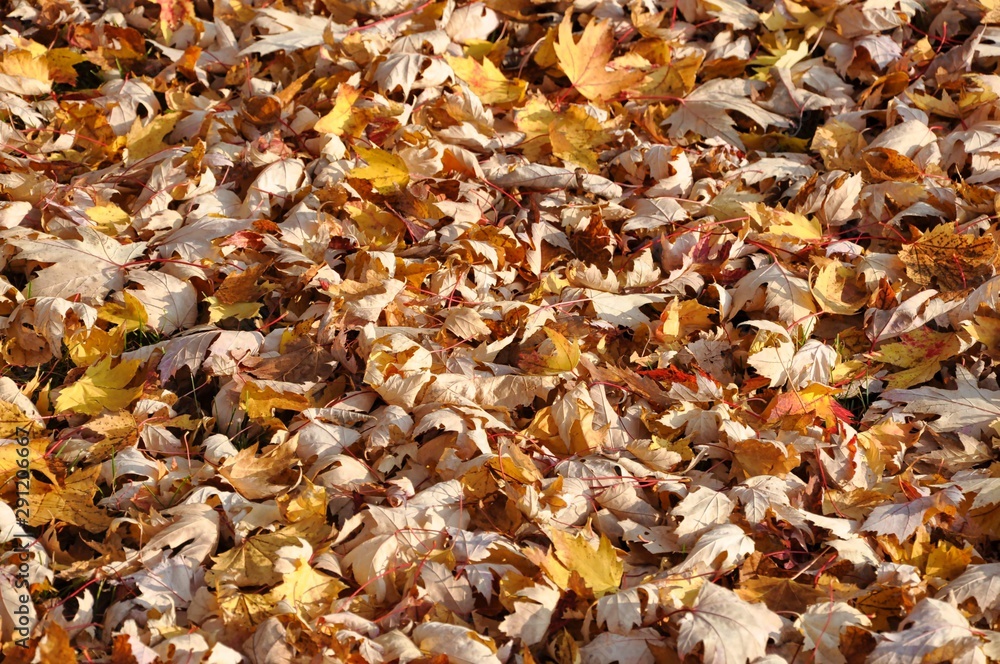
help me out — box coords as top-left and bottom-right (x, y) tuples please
(795, 601), (872, 664)
(219, 438), (300, 500)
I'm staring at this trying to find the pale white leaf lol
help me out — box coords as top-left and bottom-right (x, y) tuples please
(676, 583), (782, 664)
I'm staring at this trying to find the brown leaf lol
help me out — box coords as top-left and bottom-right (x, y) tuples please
(735, 575), (831, 614)
(215, 263), (267, 305)
(898, 222), (998, 291)
(219, 438), (299, 500)
(36, 624), (77, 664)
(839, 626), (878, 664)
(245, 339), (335, 383)
(569, 214), (615, 268)
(861, 147), (922, 182)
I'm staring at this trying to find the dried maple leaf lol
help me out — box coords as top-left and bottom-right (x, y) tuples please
(795, 602), (872, 664)
(54, 356), (142, 416)
(861, 486), (961, 542)
(26, 623), (76, 664)
(883, 365), (1000, 436)
(662, 79), (792, 148)
(446, 55), (527, 105)
(553, 13), (643, 103)
(219, 438), (299, 500)
(6, 0), (1000, 658)
(736, 575), (831, 614)
(867, 599), (995, 664)
(81, 410), (140, 463)
(245, 342), (336, 383)
(349, 146), (410, 195)
(542, 528), (624, 598)
(412, 623), (502, 664)
(26, 466), (111, 533)
(676, 583), (783, 664)
(898, 223), (998, 292)
(861, 147), (922, 182)
(941, 563), (1000, 623)
(730, 263), (817, 329)
(672, 487), (734, 544)
(671, 523), (756, 573)
(10, 229), (147, 302)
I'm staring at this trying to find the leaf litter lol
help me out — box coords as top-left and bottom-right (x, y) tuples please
(1, 0), (1000, 662)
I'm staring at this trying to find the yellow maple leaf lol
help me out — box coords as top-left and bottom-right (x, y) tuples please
(553, 13), (643, 103)
(278, 478), (329, 525)
(515, 98), (610, 171)
(810, 258), (867, 315)
(98, 291), (148, 332)
(85, 203), (131, 235)
(208, 529), (303, 587)
(0, 400), (41, 439)
(656, 298), (717, 341)
(514, 95), (558, 160)
(869, 328), (964, 390)
(27, 465), (112, 533)
(520, 328), (582, 375)
(66, 325), (126, 367)
(125, 113), (180, 165)
(349, 146), (410, 195)
(732, 438), (801, 478)
(763, 383), (850, 428)
(541, 328), (581, 373)
(925, 541), (973, 581)
(241, 383), (310, 421)
(550, 105), (610, 173)
(314, 84), (363, 136)
(0, 431), (49, 486)
(268, 544), (347, 619)
(746, 202), (822, 241)
(542, 528), (623, 597)
(0, 49), (52, 95)
(446, 55), (527, 105)
(54, 356), (141, 416)
(206, 298), (263, 323)
(45, 48), (87, 85)
(461, 39), (497, 61)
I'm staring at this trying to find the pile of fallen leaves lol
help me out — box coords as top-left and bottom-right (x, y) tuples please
(3, 0), (1000, 661)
